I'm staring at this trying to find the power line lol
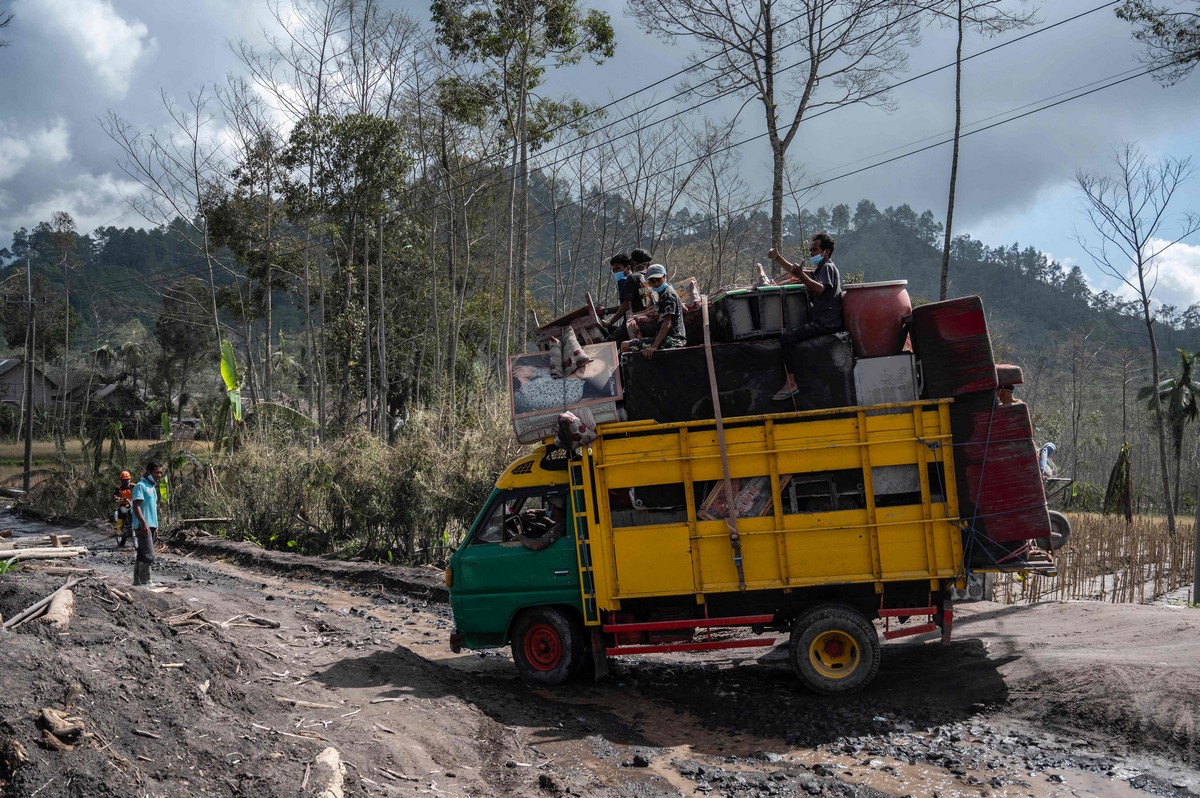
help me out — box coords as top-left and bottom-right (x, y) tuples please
(529, 61), (1171, 278)
(395, 1), (1121, 240)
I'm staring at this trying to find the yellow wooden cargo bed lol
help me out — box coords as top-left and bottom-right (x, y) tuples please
(578, 399), (964, 611)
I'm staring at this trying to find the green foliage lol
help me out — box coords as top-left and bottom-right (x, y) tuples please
(220, 339), (242, 423)
(83, 420), (126, 475)
(0, 557), (18, 575)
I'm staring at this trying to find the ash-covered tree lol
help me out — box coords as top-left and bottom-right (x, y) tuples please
(155, 278), (216, 421)
(432, 0), (615, 361)
(1075, 142), (1199, 538)
(1117, 0), (1200, 85)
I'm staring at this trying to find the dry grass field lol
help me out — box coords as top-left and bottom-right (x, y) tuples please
(0, 439), (212, 484)
(996, 511), (1196, 605)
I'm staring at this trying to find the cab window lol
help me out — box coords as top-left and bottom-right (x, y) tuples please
(471, 490), (566, 545)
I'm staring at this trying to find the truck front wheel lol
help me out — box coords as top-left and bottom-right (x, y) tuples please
(510, 607), (583, 687)
(789, 604), (881, 695)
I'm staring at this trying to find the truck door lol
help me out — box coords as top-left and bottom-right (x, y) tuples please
(451, 487), (581, 649)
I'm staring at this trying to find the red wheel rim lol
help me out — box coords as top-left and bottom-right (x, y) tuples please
(523, 623), (563, 671)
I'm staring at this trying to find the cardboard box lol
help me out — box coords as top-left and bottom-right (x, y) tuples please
(698, 475), (792, 520)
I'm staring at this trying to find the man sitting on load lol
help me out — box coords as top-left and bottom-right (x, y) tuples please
(600, 253), (648, 343)
(769, 233), (844, 400)
(621, 263), (688, 360)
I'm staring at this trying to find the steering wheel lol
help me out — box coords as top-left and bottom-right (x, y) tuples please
(503, 514), (524, 542)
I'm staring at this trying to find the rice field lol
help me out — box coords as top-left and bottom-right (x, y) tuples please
(993, 512), (1196, 605)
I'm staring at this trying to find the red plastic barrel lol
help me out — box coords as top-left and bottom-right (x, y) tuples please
(842, 280), (911, 358)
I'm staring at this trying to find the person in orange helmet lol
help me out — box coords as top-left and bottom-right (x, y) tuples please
(113, 470), (134, 548)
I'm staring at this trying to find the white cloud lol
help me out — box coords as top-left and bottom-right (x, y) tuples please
(0, 118), (71, 182)
(16, 0), (157, 97)
(1136, 239), (1200, 311)
(0, 172), (143, 237)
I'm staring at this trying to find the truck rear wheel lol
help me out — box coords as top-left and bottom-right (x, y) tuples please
(510, 607), (583, 687)
(789, 604), (880, 695)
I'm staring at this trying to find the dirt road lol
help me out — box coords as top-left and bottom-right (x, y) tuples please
(2, 514), (1198, 798)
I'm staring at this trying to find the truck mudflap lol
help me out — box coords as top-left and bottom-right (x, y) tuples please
(449, 630), (463, 653)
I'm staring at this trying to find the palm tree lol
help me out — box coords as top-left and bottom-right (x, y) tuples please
(1139, 349), (1200, 513)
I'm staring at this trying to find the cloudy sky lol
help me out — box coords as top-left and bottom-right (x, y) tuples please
(1, 0), (1198, 308)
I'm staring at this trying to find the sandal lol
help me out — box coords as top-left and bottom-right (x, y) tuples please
(771, 387), (799, 401)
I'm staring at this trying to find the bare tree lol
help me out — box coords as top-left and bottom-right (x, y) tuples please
(627, 0), (919, 250)
(0, 7), (12, 48)
(234, 0), (352, 439)
(103, 89), (227, 348)
(684, 118), (762, 292)
(1075, 142), (1200, 538)
(1117, 0), (1200, 86)
(927, 0), (1037, 300)
(600, 103), (707, 258)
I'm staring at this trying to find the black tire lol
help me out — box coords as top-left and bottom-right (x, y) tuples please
(789, 604), (881, 695)
(1035, 510), (1071, 551)
(510, 607), (583, 687)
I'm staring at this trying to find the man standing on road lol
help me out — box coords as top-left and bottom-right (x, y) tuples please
(131, 460), (164, 587)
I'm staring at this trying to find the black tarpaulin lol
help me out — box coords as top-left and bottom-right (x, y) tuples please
(621, 334), (856, 424)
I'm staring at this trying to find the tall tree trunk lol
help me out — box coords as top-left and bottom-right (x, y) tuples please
(770, 144), (785, 251)
(377, 213), (387, 442)
(363, 224), (374, 432)
(940, 2), (964, 301)
(1143, 290), (1177, 536)
(316, 250), (328, 439)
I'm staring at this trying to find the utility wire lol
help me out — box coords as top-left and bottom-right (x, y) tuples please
(79, 55), (1163, 312)
(392, 1), (1121, 238)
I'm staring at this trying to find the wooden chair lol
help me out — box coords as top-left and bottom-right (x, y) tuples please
(532, 292), (607, 351)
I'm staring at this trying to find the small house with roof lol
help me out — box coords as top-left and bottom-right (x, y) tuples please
(0, 358), (58, 408)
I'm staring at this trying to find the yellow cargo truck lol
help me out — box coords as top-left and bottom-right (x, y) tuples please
(447, 398), (971, 694)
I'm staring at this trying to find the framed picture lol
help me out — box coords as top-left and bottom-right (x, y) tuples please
(508, 343), (623, 443)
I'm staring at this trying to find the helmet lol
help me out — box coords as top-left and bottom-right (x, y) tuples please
(120, 471), (132, 480)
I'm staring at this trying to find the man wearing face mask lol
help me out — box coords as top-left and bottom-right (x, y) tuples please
(600, 253), (648, 342)
(768, 232), (843, 400)
(621, 263), (688, 359)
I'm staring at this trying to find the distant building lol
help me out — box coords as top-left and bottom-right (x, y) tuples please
(0, 358), (58, 408)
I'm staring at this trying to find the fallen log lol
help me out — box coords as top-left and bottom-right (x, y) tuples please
(177, 517), (232, 525)
(2, 576), (89, 630)
(312, 747), (344, 798)
(2, 535), (74, 549)
(24, 565), (94, 576)
(276, 697), (339, 710)
(40, 590), (75, 631)
(5, 547), (88, 562)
